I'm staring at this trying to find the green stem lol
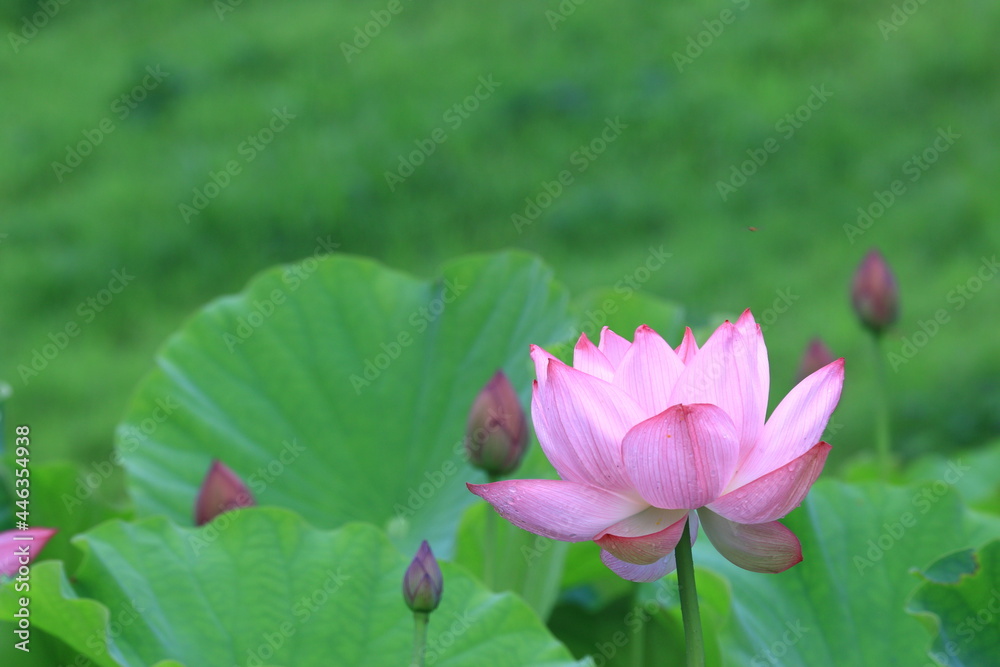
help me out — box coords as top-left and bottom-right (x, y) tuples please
(483, 473), (500, 588)
(675, 517), (704, 667)
(410, 611), (429, 667)
(871, 333), (893, 478)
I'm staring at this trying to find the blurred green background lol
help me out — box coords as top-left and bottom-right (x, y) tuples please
(2, 0), (998, 494)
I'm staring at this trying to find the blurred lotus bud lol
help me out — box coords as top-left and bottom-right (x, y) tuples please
(195, 460), (255, 526)
(0, 527), (57, 578)
(796, 337), (836, 384)
(465, 370), (529, 476)
(402, 540), (443, 613)
(851, 249), (899, 335)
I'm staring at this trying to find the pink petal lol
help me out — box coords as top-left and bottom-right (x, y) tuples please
(668, 320), (766, 460)
(613, 325), (686, 417)
(674, 327), (699, 363)
(529, 345), (558, 391)
(699, 509), (802, 573)
(734, 309), (769, 427)
(598, 327), (632, 367)
(710, 443), (831, 523)
(529, 387), (585, 483)
(601, 550), (677, 582)
(532, 358), (646, 491)
(467, 479), (646, 541)
(736, 358), (844, 485)
(595, 509), (689, 564)
(0, 527), (58, 577)
(573, 333), (615, 382)
(623, 404), (740, 509)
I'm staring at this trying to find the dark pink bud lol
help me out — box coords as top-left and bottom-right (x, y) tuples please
(402, 540), (443, 613)
(194, 460), (255, 526)
(795, 337), (836, 384)
(465, 370), (529, 476)
(0, 528), (57, 578)
(851, 249), (899, 334)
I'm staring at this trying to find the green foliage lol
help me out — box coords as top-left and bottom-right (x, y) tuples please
(907, 540), (1000, 667)
(119, 252), (571, 556)
(691, 480), (1000, 666)
(0, 513), (585, 666)
(4, 0), (1000, 477)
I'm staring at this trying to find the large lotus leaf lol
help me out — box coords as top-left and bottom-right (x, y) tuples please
(0, 510), (585, 666)
(691, 479), (1000, 666)
(906, 540), (1000, 666)
(117, 251), (571, 555)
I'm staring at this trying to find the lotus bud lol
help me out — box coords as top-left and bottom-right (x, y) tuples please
(851, 249), (899, 335)
(0, 527), (57, 578)
(402, 540), (443, 613)
(795, 337), (836, 384)
(465, 370), (529, 476)
(194, 460), (255, 526)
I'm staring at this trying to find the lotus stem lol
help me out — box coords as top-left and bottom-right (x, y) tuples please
(675, 516), (705, 667)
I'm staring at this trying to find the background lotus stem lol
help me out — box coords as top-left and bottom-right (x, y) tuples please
(410, 611), (429, 667)
(675, 516), (705, 667)
(630, 583), (646, 666)
(871, 333), (893, 478)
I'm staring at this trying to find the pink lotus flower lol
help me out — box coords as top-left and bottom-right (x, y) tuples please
(0, 527), (57, 578)
(468, 310), (844, 582)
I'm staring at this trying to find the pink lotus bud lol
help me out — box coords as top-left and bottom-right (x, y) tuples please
(465, 370), (529, 476)
(0, 527), (57, 578)
(796, 337), (836, 384)
(851, 249), (899, 334)
(194, 460), (255, 526)
(402, 540), (443, 613)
